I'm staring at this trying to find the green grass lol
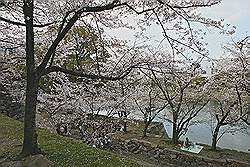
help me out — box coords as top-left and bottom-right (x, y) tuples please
(0, 114), (142, 167)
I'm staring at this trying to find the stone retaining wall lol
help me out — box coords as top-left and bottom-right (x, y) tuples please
(112, 139), (249, 167)
(0, 84), (23, 119)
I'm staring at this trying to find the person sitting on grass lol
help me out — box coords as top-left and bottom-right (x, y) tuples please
(183, 137), (192, 148)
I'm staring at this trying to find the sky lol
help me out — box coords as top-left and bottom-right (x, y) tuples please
(200, 0), (250, 58)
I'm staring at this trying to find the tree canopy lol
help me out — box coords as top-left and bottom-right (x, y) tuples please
(1, 0), (242, 156)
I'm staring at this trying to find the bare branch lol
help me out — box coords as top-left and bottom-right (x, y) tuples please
(170, 2), (221, 9)
(125, 3), (157, 15)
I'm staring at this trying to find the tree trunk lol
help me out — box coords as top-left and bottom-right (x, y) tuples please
(21, 0), (40, 156)
(211, 112), (229, 151)
(21, 76), (40, 156)
(172, 113), (179, 144)
(123, 121), (127, 132)
(212, 125), (220, 150)
(172, 123), (179, 144)
(247, 104), (250, 123)
(143, 122), (150, 137)
(122, 111), (128, 132)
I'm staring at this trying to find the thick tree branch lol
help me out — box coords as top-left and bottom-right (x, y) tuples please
(0, 16), (55, 27)
(41, 65), (133, 81)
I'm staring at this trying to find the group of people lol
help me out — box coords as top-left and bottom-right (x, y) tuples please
(77, 119), (124, 149)
(55, 114), (124, 149)
(79, 124), (112, 148)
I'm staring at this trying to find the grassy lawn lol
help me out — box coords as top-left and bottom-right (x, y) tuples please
(1, 113), (249, 167)
(0, 114), (142, 167)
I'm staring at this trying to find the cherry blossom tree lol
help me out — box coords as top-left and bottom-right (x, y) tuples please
(134, 75), (167, 137)
(208, 36), (249, 150)
(0, 43), (26, 119)
(0, 0), (223, 156)
(139, 54), (210, 144)
(224, 36), (250, 124)
(208, 70), (248, 150)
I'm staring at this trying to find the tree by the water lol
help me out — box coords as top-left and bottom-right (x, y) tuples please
(0, 0), (224, 156)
